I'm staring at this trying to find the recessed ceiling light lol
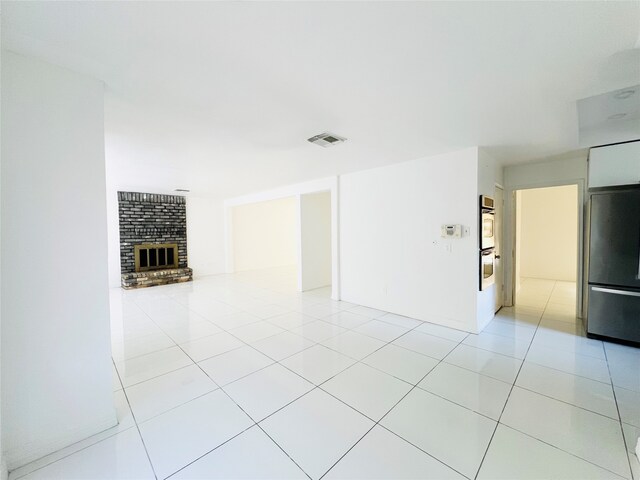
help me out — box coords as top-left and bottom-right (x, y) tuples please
(607, 113), (627, 120)
(174, 188), (190, 192)
(614, 90), (635, 100)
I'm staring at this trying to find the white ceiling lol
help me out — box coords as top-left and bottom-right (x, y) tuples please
(577, 84), (640, 147)
(3, 1), (639, 198)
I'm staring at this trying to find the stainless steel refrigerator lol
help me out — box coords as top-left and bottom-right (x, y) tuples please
(587, 185), (640, 345)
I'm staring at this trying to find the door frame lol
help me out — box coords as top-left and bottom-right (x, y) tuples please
(505, 179), (585, 317)
(494, 184), (504, 312)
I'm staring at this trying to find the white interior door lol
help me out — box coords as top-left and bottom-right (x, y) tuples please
(494, 186), (504, 312)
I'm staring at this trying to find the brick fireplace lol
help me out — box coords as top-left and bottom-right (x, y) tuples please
(118, 191), (192, 289)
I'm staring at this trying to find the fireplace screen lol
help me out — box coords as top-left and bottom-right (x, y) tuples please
(134, 243), (179, 272)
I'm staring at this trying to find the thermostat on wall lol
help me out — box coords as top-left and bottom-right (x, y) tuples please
(441, 224), (462, 238)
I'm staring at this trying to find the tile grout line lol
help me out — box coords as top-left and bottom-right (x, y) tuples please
(158, 298), (456, 479)
(318, 327), (473, 480)
(135, 289), (430, 394)
(111, 360), (161, 480)
(131, 283), (456, 375)
(472, 280), (631, 480)
(133, 295), (315, 480)
(124, 285), (481, 479)
(493, 281), (634, 480)
(510, 384), (621, 421)
(495, 423), (631, 480)
(133, 288), (501, 426)
(472, 281), (551, 480)
(111, 276), (625, 480)
(12, 356), (165, 480)
(155, 333), (313, 480)
(603, 344), (636, 479)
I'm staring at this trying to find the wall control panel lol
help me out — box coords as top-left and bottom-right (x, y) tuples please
(441, 224), (463, 238)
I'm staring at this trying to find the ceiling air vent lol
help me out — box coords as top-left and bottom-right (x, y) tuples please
(307, 132), (347, 148)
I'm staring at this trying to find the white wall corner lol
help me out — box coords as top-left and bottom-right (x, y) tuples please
(185, 196), (226, 277)
(339, 148), (480, 332)
(476, 147), (498, 331)
(106, 187), (121, 288)
(2, 52), (116, 472)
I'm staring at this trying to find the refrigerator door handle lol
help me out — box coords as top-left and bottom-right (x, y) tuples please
(592, 286), (640, 297)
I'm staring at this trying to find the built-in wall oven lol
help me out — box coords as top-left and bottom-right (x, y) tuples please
(480, 248), (495, 290)
(479, 195), (496, 291)
(480, 195), (495, 250)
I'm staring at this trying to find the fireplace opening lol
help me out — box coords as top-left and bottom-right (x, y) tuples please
(135, 243), (178, 272)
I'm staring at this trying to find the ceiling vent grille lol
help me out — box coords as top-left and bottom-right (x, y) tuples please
(307, 132), (347, 148)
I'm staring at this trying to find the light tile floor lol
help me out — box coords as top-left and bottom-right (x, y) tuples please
(10, 271), (640, 480)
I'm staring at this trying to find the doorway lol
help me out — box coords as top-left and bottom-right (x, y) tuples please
(228, 192), (332, 294)
(513, 185), (579, 318)
(231, 196), (299, 289)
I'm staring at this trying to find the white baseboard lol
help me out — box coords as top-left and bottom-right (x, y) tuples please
(6, 413), (117, 472)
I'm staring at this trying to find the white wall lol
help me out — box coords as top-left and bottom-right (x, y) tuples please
(232, 196), (297, 272)
(340, 148), (482, 332)
(0, 33), (4, 480)
(300, 191), (332, 291)
(106, 188), (121, 288)
(186, 196), (226, 277)
(504, 154), (588, 188)
(503, 153), (587, 309)
(1, 53), (116, 469)
(515, 191), (522, 293)
(476, 148), (501, 329)
(225, 176), (340, 299)
(518, 185), (578, 282)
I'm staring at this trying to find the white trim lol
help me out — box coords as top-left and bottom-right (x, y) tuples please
(494, 183), (505, 312)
